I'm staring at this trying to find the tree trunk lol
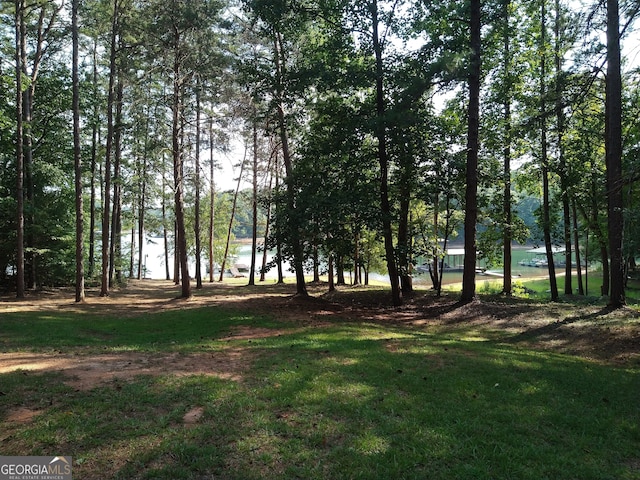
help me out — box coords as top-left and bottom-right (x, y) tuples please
(438, 194), (454, 297)
(15, 0), (25, 299)
(352, 228), (360, 286)
(173, 221), (180, 284)
(208, 118), (216, 282)
(328, 253), (335, 292)
(430, 192), (441, 293)
(337, 255), (346, 285)
(313, 243), (320, 283)
(110, 80), (124, 286)
(398, 188), (412, 293)
(249, 119), (259, 286)
(572, 200), (584, 295)
(22, 7), (40, 289)
(219, 146), (246, 282)
(502, 0), (513, 296)
(23, 80), (35, 289)
(461, 0), (482, 303)
(372, 0), (401, 306)
(555, 0), (572, 296)
(88, 38), (99, 279)
(260, 161), (274, 282)
(21, 11), (34, 289)
(194, 81), (203, 289)
(605, 0), (625, 307)
(136, 106), (150, 280)
(274, 160), (284, 284)
(137, 128), (148, 280)
(100, 0), (119, 297)
(72, 0), (84, 302)
(540, 0), (559, 301)
(172, 29), (190, 298)
(129, 223), (136, 278)
(162, 153), (171, 281)
(16, 0), (61, 290)
(273, 31), (307, 296)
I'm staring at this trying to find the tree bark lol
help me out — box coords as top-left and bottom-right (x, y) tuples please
(88, 38), (99, 279)
(72, 0), (84, 302)
(194, 81), (203, 289)
(162, 154), (171, 281)
(430, 194), (441, 294)
(328, 253), (335, 292)
(274, 158), (284, 284)
(23, 4), (56, 288)
(398, 185), (412, 293)
(605, 0), (625, 307)
(15, 0), (25, 299)
(249, 119), (259, 286)
(100, 0), (119, 297)
(208, 118), (216, 282)
(219, 147), (246, 282)
(109, 80), (124, 286)
(461, 0), (482, 303)
(371, 0), (401, 306)
(273, 30), (308, 296)
(555, 0), (572, 296)
(502, 0), (513, 296)
(260, 170), (273, 283)
(572, 200), (584, 295)
(172, 28), (191, 298)
(540, 0), (559, 301)
(137, 116), (148, 280)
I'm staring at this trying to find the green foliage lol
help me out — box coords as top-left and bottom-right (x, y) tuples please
(0, 66), (76, 288)
(1, 0), (640, 301)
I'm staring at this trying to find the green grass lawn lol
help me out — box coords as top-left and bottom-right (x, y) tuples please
(1, 296), (639, 479)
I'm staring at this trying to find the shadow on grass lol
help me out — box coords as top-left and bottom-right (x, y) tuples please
(2, 320), (639, 480)
(506, 306), (614, 343)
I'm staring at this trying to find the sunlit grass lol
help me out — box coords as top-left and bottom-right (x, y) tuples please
(1, 301), (639, 479)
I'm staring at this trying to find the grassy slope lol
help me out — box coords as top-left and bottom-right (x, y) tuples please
(1, 291), (639, 480)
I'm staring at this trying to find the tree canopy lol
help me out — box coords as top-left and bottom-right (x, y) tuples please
(1, 0), (639, 307)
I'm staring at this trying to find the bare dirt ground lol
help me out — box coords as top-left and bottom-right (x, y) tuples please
(1, 279), (639, 400)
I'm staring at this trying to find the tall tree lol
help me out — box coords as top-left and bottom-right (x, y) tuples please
(272, 26), (308, 296)
(555, 0), (572, 295)
(605, 0), (625, 307)
(501, 0), (513, 296)
(172, 34), (190, 298)
(461, 0), (482, 302)
(540, 0), (559, 301)
(100, 0), (120, 297)
(15, 0), (25, 299)
(194, 79), (203, 289)
(88, 37), (100, 279)
(145, 0), (226, 297)
(72, 0), (84, 302)
(109, 80), (124, 286)
(208, 117), (217, 283)
(22, 0), (63, 289)
(219, 147), (246, 281)
(370, 0), (401, 306)
(248, 117), (259, 286)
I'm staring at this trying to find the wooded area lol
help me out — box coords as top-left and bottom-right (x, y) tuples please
(2, 0), (640, 307)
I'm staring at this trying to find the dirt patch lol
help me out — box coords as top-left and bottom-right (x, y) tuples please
(5, 407), (41, 424)
(2, 279), (640, 368)
(222, 325), (301, 341)
(0, 348), (251, 390)
(182, 406), (205, 426)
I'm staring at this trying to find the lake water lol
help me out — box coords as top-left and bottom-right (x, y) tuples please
(139, 236), (560, 286)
